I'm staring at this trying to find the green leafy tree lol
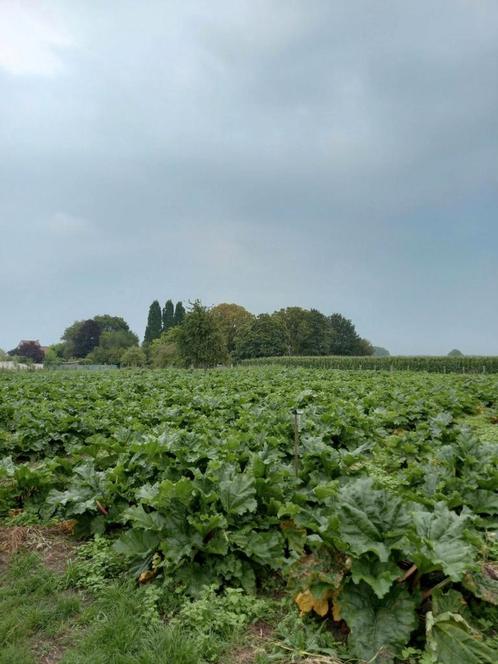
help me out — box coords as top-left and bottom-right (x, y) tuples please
(50, 342), (66, 359)
(275, 307), (311, 355)
(274, 307), (331, 356)
(329, 314), (372, 356)
(235, 314), (289, 359)
(448, 349), (464, 357)
(61, 320), (85, 358)
(162, 300), (175, 332)
(150, 328), (181, 368)
(72, 319), (101, 358)
(61, 315), (134, 358)
(211, 303), (254, 354)
(88, 329), (139, 365)
(177, 301), (227, 368)
(373, 346), (390, 357)
(93, 315), (130, 333)
(300, 309), (331, 355)
(43, 347), (62, 366)
(143, 300), (162, 346)
(173, 301), (186, 326)
(356, 338), (374, 356)
(120, 346), (146, 367)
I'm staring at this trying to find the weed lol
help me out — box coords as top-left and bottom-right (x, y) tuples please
(63, 534), (126, 592)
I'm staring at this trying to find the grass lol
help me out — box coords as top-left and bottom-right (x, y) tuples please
(0, 552), (206, 663)
(0, 553), (81, 664)
(61, 585), (202, 664)
(0, 547), (290, 664)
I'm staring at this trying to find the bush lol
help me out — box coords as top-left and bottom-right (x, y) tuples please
(44, 348), (62, 367)
(120, 346), (146, 367)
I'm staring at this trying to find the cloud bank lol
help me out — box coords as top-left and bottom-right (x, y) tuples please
(1, 1), (497, 354)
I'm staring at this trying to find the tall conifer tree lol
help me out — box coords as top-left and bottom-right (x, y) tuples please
(174, 301), (186, 326)
(162, 300), (175, 332)
(143, 300), (162, 345)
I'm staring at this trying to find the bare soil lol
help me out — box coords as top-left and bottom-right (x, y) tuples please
(0, 521), (78, 572)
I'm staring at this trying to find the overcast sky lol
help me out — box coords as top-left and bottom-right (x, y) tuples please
(1, 1), (497, 355)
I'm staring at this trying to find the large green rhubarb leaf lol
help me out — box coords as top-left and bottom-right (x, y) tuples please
(122, 504), (166, 530)
(340, 580), (417, 663)
(409, 502), (474, 580)
(464, 489), (498, 514)
(425, 610), (498, 663)
(113, 529), (160, 558)
(231, 529), (284, 567)
(219, 467), (257, 516)
(431, 588), (469, 616)
(336, 478), (410, 562)
(350, 555), (401, 599)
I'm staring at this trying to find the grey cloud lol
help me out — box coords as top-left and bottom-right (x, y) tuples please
(1, 0), (497, 354)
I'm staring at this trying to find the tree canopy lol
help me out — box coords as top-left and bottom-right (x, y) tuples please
(162, 300), (175, 332)
(14, 340), (44, 363)
(235, 314), (289, 360)
(60, 314), (137, 362)
(211, 303), (253, 354)
(174, 301), (186, 326)
(93, 315), (130, 334)
(71, 320), (101, 358)
(149, 328), (181, 368)
(329, 313), (371, 356)
(275, 307), (331, 356)
(88, 329), (139, 365)
(143, 300), (162, 345)
(120, 346), (146, 367)
(177, 302), (227, 368)
(373, 346), (390, 357)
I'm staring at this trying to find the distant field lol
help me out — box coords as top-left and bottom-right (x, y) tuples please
(1, 367), (498, 663)
(240, 354), (498, 372)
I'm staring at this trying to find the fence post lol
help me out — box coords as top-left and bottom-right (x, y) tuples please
(292, 409), (301, 476)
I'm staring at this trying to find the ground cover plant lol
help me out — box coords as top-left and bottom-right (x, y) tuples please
(1, 367), (498, 662)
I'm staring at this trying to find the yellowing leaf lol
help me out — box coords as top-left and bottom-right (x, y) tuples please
(60, 519), (77, 534)
(295, 589), (314, 614)
(314, 596), (329, 616)
(331, 591), (342, 621)
(295, 589), (330, 616)
(139, 569), (158, 584)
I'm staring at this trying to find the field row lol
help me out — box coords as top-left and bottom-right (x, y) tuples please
(240, 354), (498, 372)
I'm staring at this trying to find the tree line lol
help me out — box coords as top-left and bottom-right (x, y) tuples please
(143, 299), (185, 345)
(3, 301), (471, 368)
(5, 299), (376, 368)
(144, 301), (374, 368)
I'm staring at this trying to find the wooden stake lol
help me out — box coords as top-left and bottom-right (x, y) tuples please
(292, 409), (301, 476)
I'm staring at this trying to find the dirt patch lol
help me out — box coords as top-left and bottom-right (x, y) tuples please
(0, 521), (78, 572)
(231, 622), (345, 664)
(32, 634), (70, 664)
(229, 621), (274, 663)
